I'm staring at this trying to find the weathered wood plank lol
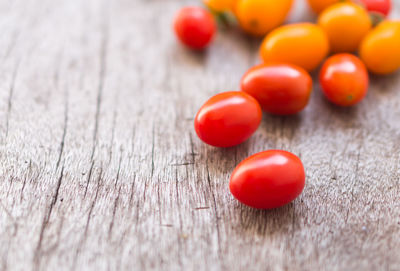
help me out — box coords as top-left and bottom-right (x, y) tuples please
(0, 0), (399, 270)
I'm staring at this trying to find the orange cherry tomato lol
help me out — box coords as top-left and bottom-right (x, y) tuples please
(230, 150), (306, 209)
(204, 0), (237, 12)
(359, 20), (400, 75)
(241, 63), (312, 115)
(318, 2), (371, 53)
(319, 54), (369, 106)
(259, 23), (330, 71)
(194, 91), (262, 147)
(307, 0), (346, 14)
(235, 0), (293, 36)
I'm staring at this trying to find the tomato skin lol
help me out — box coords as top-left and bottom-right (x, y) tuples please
(173, 7), (216, 50)
(260, 23), (330, 71)
(359, 21), (400, 75)
(229, 150), (305, 209)
(307, 0), (347, 14)
(235, 0), (293, 36)
(318, 3), (371, 53)
(240, 63), (312, 115)
(204, 0), (237, 12)
(320, 54), (369, 106)
(194, 92), (262, 147)
(360, 0), (391, 16)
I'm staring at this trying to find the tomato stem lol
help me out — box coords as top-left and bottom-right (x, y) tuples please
(208, 9), (236, 29)
(369, 12), (385, 27)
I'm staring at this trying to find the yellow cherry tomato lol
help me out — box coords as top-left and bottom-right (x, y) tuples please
(307, 0), (347, 14)
(235, 0), (294, 36)
(318, 2), (371, 53)
(259, 23), (330, 71)
(204, 0), (238, 12)
(360, 21), (400, 75)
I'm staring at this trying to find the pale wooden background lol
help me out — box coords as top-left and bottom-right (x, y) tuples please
(0, 0), (399, 270)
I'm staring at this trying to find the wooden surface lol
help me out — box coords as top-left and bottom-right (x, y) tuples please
(0, 0), (399, 270)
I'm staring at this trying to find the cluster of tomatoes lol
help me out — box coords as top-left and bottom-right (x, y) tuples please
(173, 0), (399, 210)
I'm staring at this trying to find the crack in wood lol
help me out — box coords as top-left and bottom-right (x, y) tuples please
(5, 62), (19, 139)
(34, 165), (65, 268)
(56, 86), (69, 169)
(206, 160), (222, 260)
(90, 11), (109, 162)
(151, 124), (155, 178)
(108, 185), (122, 240)
(83, 161), (95, 199)
(114, 150), (123, 188)
(73, 167), (103, 270)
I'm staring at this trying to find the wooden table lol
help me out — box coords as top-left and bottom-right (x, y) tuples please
(0, 0), (399, 270)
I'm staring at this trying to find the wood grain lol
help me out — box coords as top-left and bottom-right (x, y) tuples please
(0, 0), (399, 270)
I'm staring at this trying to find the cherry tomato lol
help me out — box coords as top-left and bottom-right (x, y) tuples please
(235, 0), (293, 36)
(194, 92), (262, 147)
(173, 7), (216, 50)
(204, 0), (237, 12)
(307, 0), (347, 14)
(259, 23), (329, 71)
(319, 54), (369, 106)
(359, 20), (400, 75)
(318, 2), (371, 53)
(230, 150), (305, 209)
(360, 0), (391, 16)
(240, 63), (312, 115)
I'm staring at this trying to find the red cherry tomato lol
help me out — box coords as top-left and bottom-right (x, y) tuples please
(240, 63), (313, 115)
(319, 53), (369, 106)
(173, 7), (216, 50)
(194, 91), (262, 147)
(230, 150), (305, 209)
(360, 0), (391, 16)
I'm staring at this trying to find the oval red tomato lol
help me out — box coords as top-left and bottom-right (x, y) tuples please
(241, 63), (313, 115)
(173, 6), (216, 50)
(360, 0), (391, 16)
(319, 53), (369, 106)
(230, 150), (305, 209)
(194, 91), (262, 147)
